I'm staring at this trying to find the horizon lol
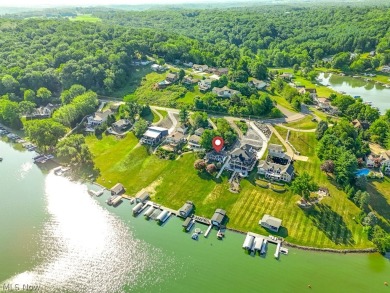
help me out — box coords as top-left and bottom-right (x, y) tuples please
(0, 0), (251, 8)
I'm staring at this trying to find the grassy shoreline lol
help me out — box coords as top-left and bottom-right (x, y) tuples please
(86, 132), (376, 249)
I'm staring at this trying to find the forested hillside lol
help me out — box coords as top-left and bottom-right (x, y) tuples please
(0, 18), (223, 100)
(93, 5), (390, 67)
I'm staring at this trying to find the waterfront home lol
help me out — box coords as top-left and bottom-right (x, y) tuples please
(151, 64), (165, 72)
(351, 119), (370, 130)
(259, 214), (282, 232)
(257, 160), (294, 182)
(112, 119), (131, 132)
(28, 103), (59, 119)
(135, 190), (150, 203)
(188, 134), (202, 150)
(183, 75), (199, 85)
(211, 209), (226, 227)
(141, 126), (169, 145)
(193, 64), (209, 72)
(366, 153), (382, 168)
(381, 152), (390, 175)
(166, 72), (179, 83)
(178, 201), (194, 218)
(212, 86), (240, 98)
(226, 144), (258, 176)
(198, 79), (213, 92)
(206, 150), (228, 163)
(110, 183), (125, 196)
(86, 109), (113, 131)
(248, 79), (267, 90)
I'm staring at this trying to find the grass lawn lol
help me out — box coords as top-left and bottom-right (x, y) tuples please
(111, 67), (153, 99)
(366, 177), (390, 232)
(156, 109), (168, 119)
(69, 14), (101, 23)
(269, 92), (298, 112)
(285, 115), (318, 130)
(86, 132), (376, 248)
(274, 126), (316, 157)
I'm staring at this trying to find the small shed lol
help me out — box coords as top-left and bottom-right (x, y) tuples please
(211, 209), (226, 227)
(110, 183), (125, 196)
(135, 190), (150, 203)
(259, 214), (282, 232)
(178, 201), (194, 218)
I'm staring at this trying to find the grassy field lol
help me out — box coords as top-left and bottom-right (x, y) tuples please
(285, 115), (318, 130)
(274, 126), (316, 157)
(111, 67), (153, 99)
(69, 14), (101, 23)
(269, 92), (298, 112)
(86, 132), (376, 248)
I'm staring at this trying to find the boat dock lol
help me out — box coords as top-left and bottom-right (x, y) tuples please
(244, 232), (287, 259)
(204, 224), (213, 238)
(193, 215), (211, 225)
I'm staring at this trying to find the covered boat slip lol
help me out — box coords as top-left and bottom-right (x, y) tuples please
(242, 232), (288, 259)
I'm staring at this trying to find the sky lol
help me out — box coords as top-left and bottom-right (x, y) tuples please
(0, 0), (223, 7)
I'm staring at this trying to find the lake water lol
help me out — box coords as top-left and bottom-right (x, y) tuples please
(317, 72), (390, 113)
(1, 139), (390, 292)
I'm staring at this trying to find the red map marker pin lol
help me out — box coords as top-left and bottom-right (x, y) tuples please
(212, 136), (224, 152)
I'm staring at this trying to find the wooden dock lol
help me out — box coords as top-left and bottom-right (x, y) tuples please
(193, 215), (211, 225)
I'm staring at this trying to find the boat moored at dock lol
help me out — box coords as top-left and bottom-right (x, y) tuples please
(132, 202), (144, 215)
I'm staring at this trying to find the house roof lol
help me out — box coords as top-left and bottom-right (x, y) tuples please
(230, 145), (257, 162)
(149, 126), (168, 132)
(306, 88), (317, 93)
(167, 131), (185, 140)
(189, 135), (201, 143)
(135, 191), (150, 202)
(94, 109), (112, 121)
(110, 183), (124, 194)
(318, 98), (330, 104)
(178, 201), (194, 217)
(167, 72), (177, 78)
(144, 130), (161, 139)
(261, 214), (282, 228)
(211, 209), (226, 224)
(113, 119), (130, 128)
(195, 128), (205, 135)
(258, 160), (294, 176)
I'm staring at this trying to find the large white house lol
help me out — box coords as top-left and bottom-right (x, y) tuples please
(86, 109), (113, 131)
(259, 214), (282, 232)
(212, 86), (240, 98)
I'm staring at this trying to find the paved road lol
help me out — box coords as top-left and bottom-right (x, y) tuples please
(277, 124), (316, 133)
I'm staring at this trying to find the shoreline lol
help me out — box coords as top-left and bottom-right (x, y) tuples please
(92, 178), (379, 255)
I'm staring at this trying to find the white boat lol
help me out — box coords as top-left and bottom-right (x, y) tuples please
(260, 240), (268, 255)
(280, 247), (289, 255)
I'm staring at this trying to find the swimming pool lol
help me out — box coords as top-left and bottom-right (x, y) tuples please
(355, 168), (370, 177)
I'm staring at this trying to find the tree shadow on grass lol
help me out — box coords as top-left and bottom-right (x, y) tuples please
(197, 171), (223, 183)
(305, 203), (354, 245)
(366, 182), (390, 231)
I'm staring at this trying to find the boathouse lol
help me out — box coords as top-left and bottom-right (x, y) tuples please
(135, 190), (150, 203)
(182, 217), (193, 229)
(178, 201), (194, 218)
(259, 214), (282, 232)
(211, 209), (226, 227)
(110, 183), (125, 196)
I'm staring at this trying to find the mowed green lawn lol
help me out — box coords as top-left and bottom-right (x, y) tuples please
(285, 115), (318, 130)
(86, 132), (373, 248)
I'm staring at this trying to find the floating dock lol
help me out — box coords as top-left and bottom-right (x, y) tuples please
(204, 224), (213, 238)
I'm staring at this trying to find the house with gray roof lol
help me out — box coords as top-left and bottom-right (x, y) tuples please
(112, 119), (131, 132)
(259, 214), (282, 232)
(188, 134), (202, 150)
(268, 144), (285, 158)
(212, 86), (240, 98)
(141, 126), (169, 146)
(198, 79), (213, 92)
(226, 144), (258, 176)
(211, 209), (226, 227)
(110, 183), (125, 196)
(248, 79), (267, 90)
(257, 160), (294, 182)
(178, 201), (194, 218)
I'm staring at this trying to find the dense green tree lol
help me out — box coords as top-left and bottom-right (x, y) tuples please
(290, 172), (318, 200)
(24, 119), (67, 150)
(334, 150), (358, 187)
(0, 100), (22, 128)
(36, 87), (52, 102)
(18, 101), (36, 116)
(191, 111), (208, 129)
(179, 106), (189, 124)
(369, 119), (389, 146)
(24, 89), (36, 103)
(133, 118), (149, 138)
(315, 121), (328, 140)
(56, 134), (93, 165)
